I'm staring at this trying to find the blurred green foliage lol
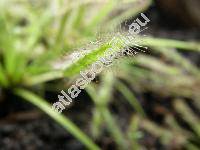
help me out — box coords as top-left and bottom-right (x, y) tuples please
(0, 0), (200, 149)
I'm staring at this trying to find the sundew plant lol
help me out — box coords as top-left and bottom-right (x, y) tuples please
(0, 0), (200, 149)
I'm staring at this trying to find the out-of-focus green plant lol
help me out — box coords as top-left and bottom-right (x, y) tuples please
(0, 0), (152, 149)
(0, 0), (200, 149)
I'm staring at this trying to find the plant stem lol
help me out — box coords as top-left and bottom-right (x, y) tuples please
(15, 88), (100, 150)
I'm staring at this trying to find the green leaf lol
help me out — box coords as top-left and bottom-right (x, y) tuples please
(174, 99), (200, 137)
(116, 81), (146, 117)
(64, 44), (111, 77)
(0, 63), (8, 87)
(140, 37), (200, 51)
(86, 0), (116, 31)
(0, 15), (16, 75)
(15, 88), (100, 150)
(87, 72), (128, 149)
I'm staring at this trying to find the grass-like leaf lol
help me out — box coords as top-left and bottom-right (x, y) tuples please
(15, 88), (100, 150)
(116, 80), (146, 117)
